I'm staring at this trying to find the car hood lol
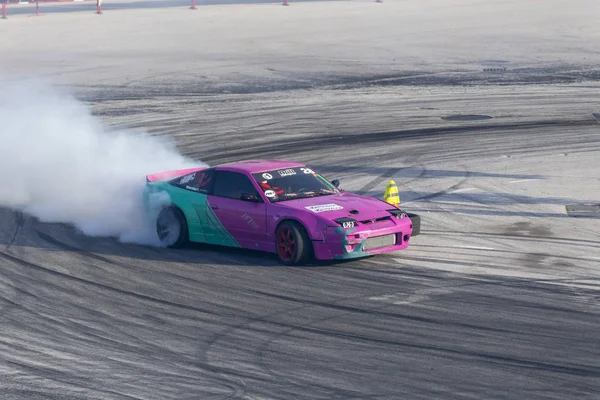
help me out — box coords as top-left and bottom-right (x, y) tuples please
(277, 192), (395, 222)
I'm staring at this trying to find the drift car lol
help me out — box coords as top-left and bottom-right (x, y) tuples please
(143, 160), (420, 265)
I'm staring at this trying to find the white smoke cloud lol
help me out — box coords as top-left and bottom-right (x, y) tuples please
(0, 80), (205, 245)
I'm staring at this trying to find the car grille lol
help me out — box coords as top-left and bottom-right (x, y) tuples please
(363, 234), (397, 250)
(360, 216), (392, 225)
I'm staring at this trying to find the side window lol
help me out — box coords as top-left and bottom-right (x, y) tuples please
(172, 168), (215, 194)
(213, 171), (260, 200)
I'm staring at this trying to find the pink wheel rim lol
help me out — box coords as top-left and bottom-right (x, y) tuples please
(277, 227), (296, 261)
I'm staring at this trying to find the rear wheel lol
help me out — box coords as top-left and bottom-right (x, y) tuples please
(156, 206), (189, 248)
(275, 221), (312, 265)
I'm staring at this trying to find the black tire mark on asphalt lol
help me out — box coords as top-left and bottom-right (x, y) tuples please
(199, 269), (523, 399)
(5, 359), (148, 400)
(424, 230), (600, 248)
(33, 226), (285, 285)
(201, 120), (595, 164)
(3, 211), (24, 252)
(34, 229), (135, 269)
(391, 244), (600, 311)
(2, 89), (599, 399)
(0, 211), (26, 317)
(266, 322), (600, 377)
(412, 244), (600, 266)
(355, 167), (404, 196)
(0, 251), (237, 317)
(251, 284), (600, 397)
(198, 271), (447, 398)
(407, 170), (474, 204)
(203, 305), (386, 398)
(0, 248), (251, 398)
(354, 161), (428, 198)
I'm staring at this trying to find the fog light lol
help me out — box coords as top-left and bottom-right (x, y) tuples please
(403, 234), (410, 242)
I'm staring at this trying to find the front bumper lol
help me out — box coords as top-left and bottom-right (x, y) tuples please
(312, 217), (413, 260)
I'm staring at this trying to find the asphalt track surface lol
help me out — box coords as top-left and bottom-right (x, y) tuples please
(2, 2), (600, 400)
(2, 82), (600, 400)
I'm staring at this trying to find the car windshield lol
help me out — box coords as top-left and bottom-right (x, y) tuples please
(252, 166), (339, 203)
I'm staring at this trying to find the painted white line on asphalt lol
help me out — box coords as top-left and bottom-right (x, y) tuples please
(449, 188), (477, 193)
(369, 288), (453, 306)
(509, 179), (540, 184)
(451, 245), (495, 250)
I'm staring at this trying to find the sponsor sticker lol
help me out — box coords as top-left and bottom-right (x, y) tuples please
(242, 213), (259, 230)
(278, 169), (296, 177)
(305, 203), (344, 213)
(262, 173), (273, 180)
(264, 190), (276, 198)
(180, 173), (196, 184)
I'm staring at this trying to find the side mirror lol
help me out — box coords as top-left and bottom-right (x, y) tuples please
(331, 179), (340, 188)
(241, 193), (260, 202)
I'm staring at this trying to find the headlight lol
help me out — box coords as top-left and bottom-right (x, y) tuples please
(332, 217), (358, 229)
(387, 209), (408, 219)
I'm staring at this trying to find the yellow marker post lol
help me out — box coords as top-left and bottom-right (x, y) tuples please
(383, 179), (400, 207)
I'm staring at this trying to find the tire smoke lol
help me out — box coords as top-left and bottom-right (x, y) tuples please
(0, 80), (204, 245)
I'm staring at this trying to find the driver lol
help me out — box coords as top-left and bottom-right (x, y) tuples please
(259, 181), (285, 196)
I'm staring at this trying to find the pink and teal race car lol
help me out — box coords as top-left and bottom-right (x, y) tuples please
(143, 160), (419, 265)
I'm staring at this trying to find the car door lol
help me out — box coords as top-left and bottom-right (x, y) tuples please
(171, 168), (220, 244)
(206, 170), (267, 249)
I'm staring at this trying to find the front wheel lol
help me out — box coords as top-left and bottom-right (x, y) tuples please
(156, 206), (189, 248)
(407, 212), (421, 236)
(275, 221), (312, 265)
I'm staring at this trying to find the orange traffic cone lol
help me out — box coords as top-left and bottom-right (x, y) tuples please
(384, 179), (400, 207)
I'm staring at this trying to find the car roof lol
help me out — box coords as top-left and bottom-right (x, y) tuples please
(215, 159), (305, 174)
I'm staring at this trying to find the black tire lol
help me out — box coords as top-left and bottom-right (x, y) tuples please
(275, 220), (312, 265)
(156, 206), (189, 248)
(407, 212), (421, 236)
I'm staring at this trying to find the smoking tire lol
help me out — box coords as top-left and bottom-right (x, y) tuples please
(156, 206), (189, 248)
